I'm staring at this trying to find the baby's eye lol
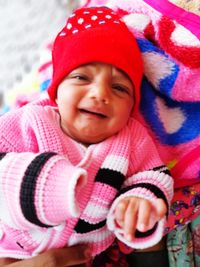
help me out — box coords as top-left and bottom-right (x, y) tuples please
(112, 84), (130, 94)
(72, 74), (88, 81)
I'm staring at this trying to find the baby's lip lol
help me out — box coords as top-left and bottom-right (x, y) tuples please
(78, 107), (108, 118)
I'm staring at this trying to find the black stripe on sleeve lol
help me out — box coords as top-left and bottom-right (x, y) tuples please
(20, 152), (57, 227)
(0, 153), (7, 160)
(152, 165), (171, 176)
(95, 168), (125, 191)
(75, 219), (106, 233)
(119, 183), (169, 211)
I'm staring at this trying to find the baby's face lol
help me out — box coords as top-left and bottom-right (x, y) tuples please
(56, 62), (134, 145)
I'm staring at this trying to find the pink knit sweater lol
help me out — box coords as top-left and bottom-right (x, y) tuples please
(0, 97), (173, 258)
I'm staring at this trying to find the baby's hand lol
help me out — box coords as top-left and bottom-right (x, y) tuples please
(114, 197), (167, 241)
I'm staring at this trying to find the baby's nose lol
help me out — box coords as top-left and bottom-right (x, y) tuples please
(89, 83), (110, 104)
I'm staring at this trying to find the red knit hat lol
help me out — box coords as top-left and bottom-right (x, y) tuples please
(48, 6), (143, 110)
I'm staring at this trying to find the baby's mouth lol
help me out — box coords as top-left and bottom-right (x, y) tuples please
(79, 108), (107, 118)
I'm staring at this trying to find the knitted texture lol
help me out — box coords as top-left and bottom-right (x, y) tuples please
(47, 6), (143, 111)
(0, 97), (173, 258)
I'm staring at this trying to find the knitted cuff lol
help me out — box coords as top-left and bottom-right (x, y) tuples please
(34, 154), (87, 226)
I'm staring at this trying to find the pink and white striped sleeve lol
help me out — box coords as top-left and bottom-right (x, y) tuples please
(0, 151), (87, 230)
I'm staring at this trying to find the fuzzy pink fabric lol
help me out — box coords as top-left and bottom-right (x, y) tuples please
(0, 97), (173, 258)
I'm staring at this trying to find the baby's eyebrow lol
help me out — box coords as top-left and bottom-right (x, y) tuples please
(114, 70), (133, 85)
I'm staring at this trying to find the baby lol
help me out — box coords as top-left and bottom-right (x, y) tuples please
(0, 6), (173, 259)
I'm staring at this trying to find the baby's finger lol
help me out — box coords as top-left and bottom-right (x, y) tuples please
(154, 198), (167, 218)
(115, 199), (129, 227)
(123, 200), (138, 241)
(136, 199), (152, 232)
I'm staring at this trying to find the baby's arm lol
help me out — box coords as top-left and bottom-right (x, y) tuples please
(107, 119), (173, 249)
(0, 151), (87, 230)
(107, 166), (172, 250)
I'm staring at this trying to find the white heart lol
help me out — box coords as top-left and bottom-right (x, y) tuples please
(156, 97), (186, 134)
(143, 52), (175, 89)
(123, 14), (150, 32)
(171, 24), (200, 47)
